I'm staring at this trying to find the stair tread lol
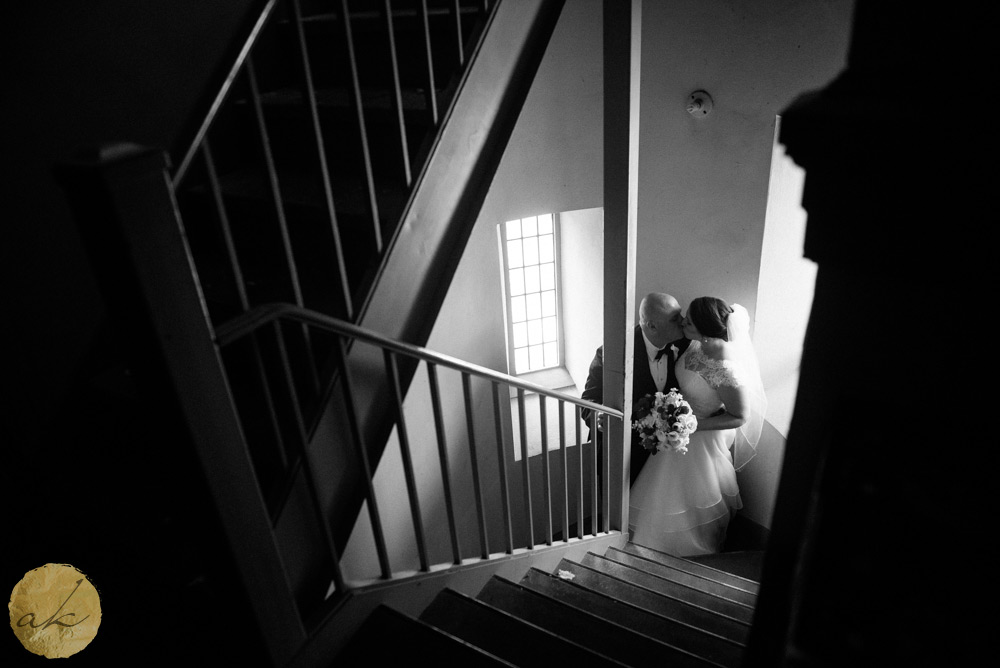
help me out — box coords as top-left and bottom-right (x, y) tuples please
(552, 559), (751, 644)
(484, 574), (739, 668)
(421, 587), (630, 667)
(337, 604), (515, 666)
(622, 543), (761, 592)
(519, 568), (747, 665)
(579, 552), (755, 623)
(605, 547), (758, 606)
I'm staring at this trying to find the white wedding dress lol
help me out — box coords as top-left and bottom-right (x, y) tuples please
(628, 340), (744, 556)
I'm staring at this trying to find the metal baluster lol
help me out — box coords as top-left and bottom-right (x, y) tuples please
(202, 139), (248, 312)
(559, 399), (569, 542)
(272, 322), (346, 593)
(517, 389), (534, 548)
(539, 395), (552, 546)
(462, 373), (489, 558)
(427, 363), (461, 564)
(384, 349), (429, 571)
(603, 414), (610, 534)
(203, 140), (287, 473)
(450, 0), (464, 66)
(246, 59), (320, 393)
(492, 382), (514, 554)
(381, 0), (411, 186)
(416, 0), (438, 125)
(290, 0), (354, 320)
(590, 409), (599, 536)
(576, 405), (583, 539)
(338, 0), (382, 251)
(334, 337), (391, 578)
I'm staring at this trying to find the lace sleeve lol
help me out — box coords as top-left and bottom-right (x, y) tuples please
(701, 358), (746, 389)
(683, 344), (746, 388)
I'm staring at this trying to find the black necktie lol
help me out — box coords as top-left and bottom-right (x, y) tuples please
(655, 346), (671, 362)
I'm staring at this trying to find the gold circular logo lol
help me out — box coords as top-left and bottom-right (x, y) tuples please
(8, 563), (102, 658)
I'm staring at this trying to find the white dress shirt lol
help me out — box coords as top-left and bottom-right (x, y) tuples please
(641, 330), (673, 393)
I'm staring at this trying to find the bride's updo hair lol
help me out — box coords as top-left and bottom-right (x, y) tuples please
(689, 297), (734, 341)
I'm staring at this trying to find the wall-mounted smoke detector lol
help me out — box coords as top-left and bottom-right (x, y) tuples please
(687, 90), (713, 118)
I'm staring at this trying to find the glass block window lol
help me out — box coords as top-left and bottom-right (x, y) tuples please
(499, 213), (561, 374)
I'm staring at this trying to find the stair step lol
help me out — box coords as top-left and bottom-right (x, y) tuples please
(687, 550), (765, 583)
(478, 576), (724, 668)
(579, 553), (756, 624)
(621, 543), (761, 592)
(336, 604), (515, 666)
(605, 547), (758, 607)
(519, 568), (746, 667)
(420, 587), (629, 667)
(552, 559), (751, 645)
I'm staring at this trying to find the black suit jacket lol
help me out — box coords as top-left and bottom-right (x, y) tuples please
(580, 326), (689, 485)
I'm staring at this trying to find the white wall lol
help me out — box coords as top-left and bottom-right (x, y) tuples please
(635, 0), (852, 311)
(559, 207), (604, 391)
(634, 0), (853, 528)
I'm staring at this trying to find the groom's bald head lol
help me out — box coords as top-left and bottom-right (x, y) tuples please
(639, 293), (683, 347)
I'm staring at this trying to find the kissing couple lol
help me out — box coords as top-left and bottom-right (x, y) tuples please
(581, 293), (767, 556)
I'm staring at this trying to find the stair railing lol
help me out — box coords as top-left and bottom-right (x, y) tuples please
(56, 1), (571, 662)
(169, 0), (495, 329)
(215, 301), (624, 592)
(59, 136), (614, 667)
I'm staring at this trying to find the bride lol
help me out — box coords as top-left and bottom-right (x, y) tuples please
(628, 297), (767, 556)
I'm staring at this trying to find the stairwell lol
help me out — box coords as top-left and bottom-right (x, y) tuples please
(42, 1), (954, 664)
(56, 2), (776, 665)
(339, 542), (762, 667)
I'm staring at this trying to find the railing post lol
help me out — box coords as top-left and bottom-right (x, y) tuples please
(539, 395), (552, 545)
(559, 399), (569, 542)
(428, 363), (462, 564)
(463, 373), (490, 558)
(603, 0), (641, 534)
(56, 143), (305, 666)
(493, 382), (515, 553)
(517, 389), (534, 548)
(575, 405), (584, 539)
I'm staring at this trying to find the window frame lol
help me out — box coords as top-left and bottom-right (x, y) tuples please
(498, 213), (565, 378)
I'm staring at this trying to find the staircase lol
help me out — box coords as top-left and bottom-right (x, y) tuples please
(337, 543), (762, 666)
(58, 2), (710, 665)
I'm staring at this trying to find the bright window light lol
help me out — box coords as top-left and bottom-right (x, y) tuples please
(499, 215), (562, 374)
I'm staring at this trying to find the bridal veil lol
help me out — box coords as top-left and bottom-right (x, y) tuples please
(726, 304), (767, 470)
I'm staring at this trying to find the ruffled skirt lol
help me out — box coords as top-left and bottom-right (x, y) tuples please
(628, 428), (742, 556)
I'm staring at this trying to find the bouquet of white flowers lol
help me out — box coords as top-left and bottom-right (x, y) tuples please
(631, 389), (698, 455)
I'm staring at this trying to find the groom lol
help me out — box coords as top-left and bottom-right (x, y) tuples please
(581, 292), (689, 485)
